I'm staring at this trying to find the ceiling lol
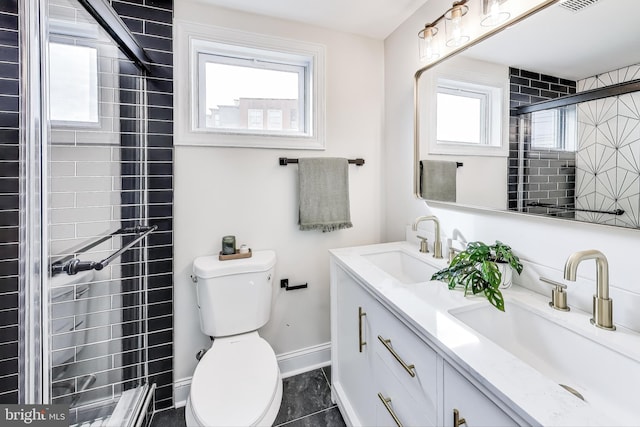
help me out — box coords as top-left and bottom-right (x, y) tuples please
(463, 0), (640, 81)
(192, 0), (429, 39)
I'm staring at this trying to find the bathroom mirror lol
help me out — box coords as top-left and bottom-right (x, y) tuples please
(415, 0), (640, 229)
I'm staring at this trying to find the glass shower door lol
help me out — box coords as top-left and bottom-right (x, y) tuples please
(45, 0), (151, 424)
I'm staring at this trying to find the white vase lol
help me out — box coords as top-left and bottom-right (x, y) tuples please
(497, 262), (513, 289)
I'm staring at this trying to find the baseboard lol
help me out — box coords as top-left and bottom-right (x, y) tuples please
(173, 341), (331, 407)
(277, 341), (331, 378)
(173, 377), (192, 408)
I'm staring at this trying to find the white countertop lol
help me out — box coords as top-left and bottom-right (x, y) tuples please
(330, 241), (640, 427)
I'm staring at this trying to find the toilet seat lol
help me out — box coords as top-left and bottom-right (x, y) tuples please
(188, 332), (282, 427)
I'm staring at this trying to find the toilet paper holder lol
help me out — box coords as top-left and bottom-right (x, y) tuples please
(280, 279), (308, 291)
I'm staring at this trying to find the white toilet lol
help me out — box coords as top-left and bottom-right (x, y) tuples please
(186, 250), (283, 427)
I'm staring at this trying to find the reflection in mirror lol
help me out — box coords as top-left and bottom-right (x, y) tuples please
(417, 0), (640, 229)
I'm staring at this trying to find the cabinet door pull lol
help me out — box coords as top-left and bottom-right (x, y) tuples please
(453, 409), (467, 427)
(377, 335), (416, 377)
(358, 306), (367, 352)
(377, 392), (403, 427)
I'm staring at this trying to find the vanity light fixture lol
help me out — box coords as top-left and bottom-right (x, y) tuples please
(481, 0), (510, 27)
(418, 25), (440, 61)
(444, 1), (470, 46)
(418, 0), (469, 61)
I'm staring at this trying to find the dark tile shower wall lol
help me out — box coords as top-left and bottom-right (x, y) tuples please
(0, 0), (174, 410)
(0, 0), (20, 404)
(109, 0), (175, 411)
(508, 67), (577, 218)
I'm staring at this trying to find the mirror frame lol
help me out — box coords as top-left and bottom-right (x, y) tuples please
(413, 0), (559, 201)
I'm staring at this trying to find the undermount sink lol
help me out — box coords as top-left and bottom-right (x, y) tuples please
(362, 250), (437, 284)
(450, 301), (640, 423)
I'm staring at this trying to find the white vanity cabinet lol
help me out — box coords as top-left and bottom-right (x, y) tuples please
(442, 362), (516, 427)
(332, 263), (437, 426)
(333, 265), (377, 427)
(331, 258), (519, 427)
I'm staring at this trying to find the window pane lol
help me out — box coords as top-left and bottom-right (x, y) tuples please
(49, 42), (98, 123)
(267, 110), (283, 130)
(248, 109), (263, 129)
(436, 92), (481, 144)
(204, 62), (300, 131)
(531, 106), (577, 152)
(531, 110), (557, 149)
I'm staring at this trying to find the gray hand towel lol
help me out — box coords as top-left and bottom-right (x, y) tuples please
(298, 157), (353, 232)
(421, 160), (457, 202)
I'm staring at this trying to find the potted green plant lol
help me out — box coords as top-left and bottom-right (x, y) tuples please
(431, 241), (523, 311)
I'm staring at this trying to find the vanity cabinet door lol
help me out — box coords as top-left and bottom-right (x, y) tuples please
(374, 350), (436, 427)
(372, 302), (438, 424)
(333, 266), (377, 427)
(443, 362), (517, 427)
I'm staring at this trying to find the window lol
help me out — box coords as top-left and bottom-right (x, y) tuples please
(436, 89), (485, 145)
(198, 54), (305, 133)
(435, 79), (500, 148)
(176, 23), (325, 149)
(531, 106), (576, 151)
(267, 110), (283, 130)
(49, 43), (98, 124)
(426, 72), (506, 157)
(248, 109), (263, 130)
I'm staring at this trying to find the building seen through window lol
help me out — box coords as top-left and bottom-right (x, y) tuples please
(207, 98), (299, 131)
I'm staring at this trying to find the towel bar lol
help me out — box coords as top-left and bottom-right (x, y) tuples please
(279, 157), (365, 166)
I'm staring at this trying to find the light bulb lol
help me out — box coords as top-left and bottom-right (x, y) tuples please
(451, 7), (462, 41)
(419, 26), (439, 61)
(445, 5), (468, 47)
(481, 0), (510, 27)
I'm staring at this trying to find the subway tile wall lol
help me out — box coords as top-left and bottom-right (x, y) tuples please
(109, 0), (175, 411)
(0, 0), (174, 411)
(508, 67), (577, 218)
(0, 0), (20, 404)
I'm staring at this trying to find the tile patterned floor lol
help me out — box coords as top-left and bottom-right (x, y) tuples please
(150, 366), (345, 427)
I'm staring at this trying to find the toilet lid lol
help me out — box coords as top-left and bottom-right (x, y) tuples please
(190, 335), (279, 426)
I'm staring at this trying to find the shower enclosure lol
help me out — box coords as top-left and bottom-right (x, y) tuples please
(20, 0), (158, 424)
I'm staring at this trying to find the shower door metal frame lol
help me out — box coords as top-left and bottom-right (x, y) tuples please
(19, 0), (50, 405)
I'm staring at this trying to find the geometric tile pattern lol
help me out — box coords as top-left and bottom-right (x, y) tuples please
(576, 64), (640, 228)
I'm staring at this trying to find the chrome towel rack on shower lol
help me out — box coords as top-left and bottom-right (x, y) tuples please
(50, 225), (157, 276)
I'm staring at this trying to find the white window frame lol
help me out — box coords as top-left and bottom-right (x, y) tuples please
(424, 60), (508, 157)
(175, 21), (326, 149)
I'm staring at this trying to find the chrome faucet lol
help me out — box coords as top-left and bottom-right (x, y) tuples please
(412, 215), (443, 259)
(563, 249), (615, 331)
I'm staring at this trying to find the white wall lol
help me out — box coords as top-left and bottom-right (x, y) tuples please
(384, 0), (640, 309)
(174, 1), (384, 384)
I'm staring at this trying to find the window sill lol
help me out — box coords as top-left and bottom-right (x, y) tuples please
(175, 129), (325, 150)
(428, 142), (508, 157)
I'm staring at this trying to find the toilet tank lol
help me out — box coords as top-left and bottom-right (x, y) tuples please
(192, 250), (276, 337)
